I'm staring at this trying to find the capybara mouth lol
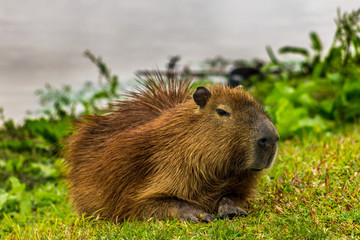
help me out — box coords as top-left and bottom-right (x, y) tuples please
(252, 149), (277, 171)
(251, 168), (263, 172)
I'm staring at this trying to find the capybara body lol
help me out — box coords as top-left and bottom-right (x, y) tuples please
(66, 73), (279, 222)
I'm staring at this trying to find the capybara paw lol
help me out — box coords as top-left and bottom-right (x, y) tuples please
(217, 207), (248, 219)
(175, 201), (214, 223)
(180, 211), (215, 223)
(217, 197), (248, 219)
(199, 213), (215, 223)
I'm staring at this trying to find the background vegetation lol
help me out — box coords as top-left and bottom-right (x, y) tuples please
(0, 8), (359, 239)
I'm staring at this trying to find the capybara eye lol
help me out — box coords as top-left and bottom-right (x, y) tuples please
(216, 109), (230, 117)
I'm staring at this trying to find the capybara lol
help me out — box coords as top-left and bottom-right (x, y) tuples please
(65, 72), (279, 223)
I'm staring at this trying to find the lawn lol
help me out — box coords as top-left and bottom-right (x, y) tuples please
(1, 131), (359, 239)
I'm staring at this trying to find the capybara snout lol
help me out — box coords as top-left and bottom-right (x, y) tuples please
(252, 119), (279, 171)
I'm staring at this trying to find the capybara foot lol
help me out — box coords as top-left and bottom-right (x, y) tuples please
(180, 212), (215, 223)
(217, 197), (248, 219)
(175, 201), (215, 223)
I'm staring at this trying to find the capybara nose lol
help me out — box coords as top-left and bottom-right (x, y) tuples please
(258, 137), (268, 147)
(257, 119), (279, 148)
(257, 135), (279, 148)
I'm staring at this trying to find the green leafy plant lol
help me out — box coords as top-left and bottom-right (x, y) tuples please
(333, 8), (360, 68)
(251, 8), (360, 139)
(35, 50), (122, 120)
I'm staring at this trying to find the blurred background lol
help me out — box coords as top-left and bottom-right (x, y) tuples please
(1, 0), (359, 121)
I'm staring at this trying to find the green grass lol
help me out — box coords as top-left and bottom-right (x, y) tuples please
(1, 133), (359, 239)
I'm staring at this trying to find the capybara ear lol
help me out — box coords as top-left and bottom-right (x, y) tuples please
(193, 87), (211, 108)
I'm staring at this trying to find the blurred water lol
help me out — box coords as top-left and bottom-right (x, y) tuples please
(0, 0), (358, 121)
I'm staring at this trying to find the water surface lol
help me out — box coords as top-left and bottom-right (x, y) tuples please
(0, 0), (358, 121)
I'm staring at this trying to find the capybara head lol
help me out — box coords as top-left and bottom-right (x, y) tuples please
(193, 85), (279, 174)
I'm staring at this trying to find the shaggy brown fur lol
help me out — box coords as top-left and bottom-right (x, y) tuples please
(65, 72), (279, 222)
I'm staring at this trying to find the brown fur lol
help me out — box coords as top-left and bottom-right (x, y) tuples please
(65, 72), (278, 222)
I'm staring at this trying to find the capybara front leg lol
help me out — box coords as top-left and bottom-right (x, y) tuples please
(217, 196), (248, 219)
(170, 200), (215, 223)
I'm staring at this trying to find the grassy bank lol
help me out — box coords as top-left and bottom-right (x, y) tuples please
(1, 132), (359, 239)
